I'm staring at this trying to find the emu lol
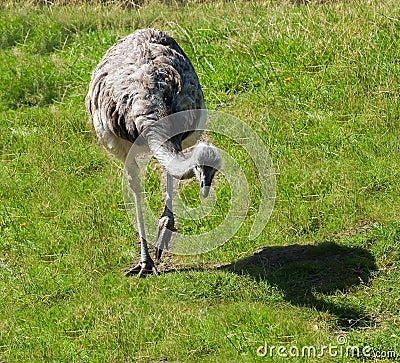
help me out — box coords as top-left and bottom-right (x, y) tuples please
(86, 29), (222, 276)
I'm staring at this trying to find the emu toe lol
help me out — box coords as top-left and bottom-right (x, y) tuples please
(125, 259), (158, 277)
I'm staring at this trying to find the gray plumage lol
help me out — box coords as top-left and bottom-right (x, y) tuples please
(86, 28), (222, 276)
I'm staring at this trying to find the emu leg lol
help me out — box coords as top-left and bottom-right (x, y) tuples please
(125, 160), (157, 277)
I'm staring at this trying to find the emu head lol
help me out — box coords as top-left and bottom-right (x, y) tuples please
(192, 142), (222, 197)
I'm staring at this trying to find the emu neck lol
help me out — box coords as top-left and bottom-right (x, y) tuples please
(153, 141), (195, 179)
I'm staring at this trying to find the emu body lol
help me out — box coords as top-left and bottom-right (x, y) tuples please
(86, 29), (221, 275)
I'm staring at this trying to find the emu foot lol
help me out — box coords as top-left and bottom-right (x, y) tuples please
(155, 214), (175, 260)
(125, 259), (158, 277)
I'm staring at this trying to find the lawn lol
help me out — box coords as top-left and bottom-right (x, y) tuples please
(0, 0), (399, 362)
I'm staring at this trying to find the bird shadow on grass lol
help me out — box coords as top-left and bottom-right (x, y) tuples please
(220, 241), (378, 330)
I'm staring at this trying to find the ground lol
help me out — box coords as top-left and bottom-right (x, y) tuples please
(0, 1), (399, 362)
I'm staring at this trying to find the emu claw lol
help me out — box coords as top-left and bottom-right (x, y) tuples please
(125, 260), (158, 277)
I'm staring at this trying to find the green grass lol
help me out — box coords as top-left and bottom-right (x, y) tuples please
(1, 0), (400, 362)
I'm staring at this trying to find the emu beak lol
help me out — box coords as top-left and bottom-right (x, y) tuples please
(200, 174), (211, 198)
(201, 185), (210, 198)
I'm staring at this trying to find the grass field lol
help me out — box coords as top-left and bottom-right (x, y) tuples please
(1, 0), (400, 362)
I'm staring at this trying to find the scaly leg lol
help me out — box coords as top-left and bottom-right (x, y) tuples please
(155, 172), (175, 260)
(125, 160), (157, 277)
